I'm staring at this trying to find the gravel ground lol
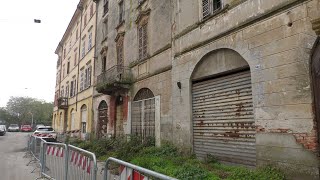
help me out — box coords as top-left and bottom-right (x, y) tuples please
(0, 132), (39, 180)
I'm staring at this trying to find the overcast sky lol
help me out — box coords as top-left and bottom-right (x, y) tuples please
(0, 0), (79, 107)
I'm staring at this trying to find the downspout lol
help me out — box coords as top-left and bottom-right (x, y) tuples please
(92, 0), (99, 138)
(76, 2), (84, 112)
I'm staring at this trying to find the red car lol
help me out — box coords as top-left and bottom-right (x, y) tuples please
(21, 125), (32, 132)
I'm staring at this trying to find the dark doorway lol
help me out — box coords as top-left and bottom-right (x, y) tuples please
(115, 96), (124, 136)
(98, 101), (108, 138)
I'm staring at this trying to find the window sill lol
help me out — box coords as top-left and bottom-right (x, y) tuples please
(200, 4), (229, 25)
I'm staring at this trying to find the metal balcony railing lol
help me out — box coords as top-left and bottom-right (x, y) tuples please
(96, 65), (133, 94)
(57, 97), (68, 109)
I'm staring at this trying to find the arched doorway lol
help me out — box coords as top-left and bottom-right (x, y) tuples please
(115, 96), (124, 136)
(311, 37), (320, 148)
(191, 48), (255, 166)
(81, 105), (87, 138)
(132, 88), (155, 139)
(98, 101), (108, 138)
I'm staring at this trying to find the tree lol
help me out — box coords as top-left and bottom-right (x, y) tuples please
(5, 96), (53, 126)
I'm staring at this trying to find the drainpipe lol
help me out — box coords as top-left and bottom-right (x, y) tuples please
(76, 2), (84, 112)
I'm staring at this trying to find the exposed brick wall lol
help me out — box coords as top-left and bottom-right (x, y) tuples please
(122, 96), (129, 122)
(109, 96), (115, 132)
(256, 126), (318, 152)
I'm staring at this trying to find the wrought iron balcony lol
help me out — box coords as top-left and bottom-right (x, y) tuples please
(96, 65), (133, 95)
(57, 97), (68, 109)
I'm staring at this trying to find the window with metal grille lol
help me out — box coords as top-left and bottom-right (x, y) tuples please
(138, 23), (148, 60)
(102, 56), (107, 72)
(119, 1), (124, 23)
(117, 38), (124, 66)
(81, 41), (85, 58)
(80, 69), (84, 91)
(88, 32), (92, 51)
(202, 0), (222, 18)
(104, 0), (109, 15)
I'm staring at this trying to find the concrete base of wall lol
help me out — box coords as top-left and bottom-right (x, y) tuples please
(256, 133), (319, 180)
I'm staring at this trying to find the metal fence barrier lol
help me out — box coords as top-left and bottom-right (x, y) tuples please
(67, 145), (97, 180)
(27, 135), (44, 166)
(40, 141), (68, 180)
(104, 157), (178, 180)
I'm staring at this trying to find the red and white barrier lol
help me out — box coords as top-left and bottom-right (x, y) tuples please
(70, 150), (92, 174)
(46, 145), (64, 157)
(119, 165), (146, 180)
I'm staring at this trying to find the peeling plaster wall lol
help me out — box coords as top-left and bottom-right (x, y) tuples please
(173, 0), (319, 179)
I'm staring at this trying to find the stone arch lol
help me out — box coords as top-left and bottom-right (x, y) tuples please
(190, 48), (255, 166)
(98, 100), (108, 138)
(191, 48), (250, 81)
(134, 88), (155, 101)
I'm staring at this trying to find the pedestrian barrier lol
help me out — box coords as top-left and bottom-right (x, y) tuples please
(104, 157), (178, 180)
(40, 142), (68, 180)
(67, 145), (97, 180)
(26, 136), (177, 180)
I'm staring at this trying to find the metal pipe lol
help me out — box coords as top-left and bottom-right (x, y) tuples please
(105, 157), (178, 180)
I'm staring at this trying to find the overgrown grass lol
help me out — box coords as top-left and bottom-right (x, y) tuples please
(67, 137), (285, 180)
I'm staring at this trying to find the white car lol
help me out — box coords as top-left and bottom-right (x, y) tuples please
(8, 124), (19, 132)
(33, 126), (57, 142)
(0, 125), (6, 136)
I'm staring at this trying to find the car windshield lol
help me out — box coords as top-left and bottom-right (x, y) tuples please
(37, 127), (54, 131)
(10, 124), (18, 127)
(23, 125), (31, 127)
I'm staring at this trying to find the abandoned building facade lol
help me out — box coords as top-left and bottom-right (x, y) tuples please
(54, 0), (320, 178)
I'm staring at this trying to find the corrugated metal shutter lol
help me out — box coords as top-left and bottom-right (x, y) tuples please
(192, 70), (256, 166)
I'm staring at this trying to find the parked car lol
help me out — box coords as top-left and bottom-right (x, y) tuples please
(8, 124), (19, 132)
(0, 125), (6, 136)
(20, 125), (32, 132)
(34, 124), (45, 131)
(33, 126), (57, 142)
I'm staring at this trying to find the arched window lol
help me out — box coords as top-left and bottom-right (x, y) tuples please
(98, 100), (108, 138)
(81, 105), (87, 133)
(133, 88), (154, 101)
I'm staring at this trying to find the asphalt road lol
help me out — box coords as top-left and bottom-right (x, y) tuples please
(0, 132), (38, 180)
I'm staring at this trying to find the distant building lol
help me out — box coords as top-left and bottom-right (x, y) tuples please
(53, 0), (96, 139)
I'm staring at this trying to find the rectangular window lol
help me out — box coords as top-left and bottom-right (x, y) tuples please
(84, 13), (87, 26)
(117, 38), (124, 66)
(64, 48), (66, 59)
(76, 29), (78, 40)
(66, 84), (69, 98)
(80, 69), (84, 91)
(69, 41), (71, 51)
(81, 41), (86, 58)
(88, 32), (92, 51)
(70, 81), (74, 97)
(104, 0), (109, 15)
(138, 23), (148, 60)
(202, 0), (221, 18)
(67, 61), (70, 74)
(62, 64), (65, 78)
(61, 86), (64, 98)
(81, 122), (86, 133)
(103, 19), (108, 38)
(90, 3), (94, 17)
(102, 57), (107, 72)
(74, 53), (77, 66)
(83, 66), (92, 89)
(119, 1), (124, 23)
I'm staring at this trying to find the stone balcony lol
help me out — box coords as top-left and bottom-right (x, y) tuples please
(57, 97), (68, 109)
(96, 65), (133, 95)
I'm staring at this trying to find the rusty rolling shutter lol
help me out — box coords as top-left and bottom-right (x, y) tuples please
(192, 70), (256, 166)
